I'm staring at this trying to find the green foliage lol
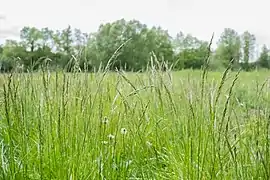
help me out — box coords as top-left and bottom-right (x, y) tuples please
(0, 19), (269, 72)
(240, 31), (256, 70)
(0, 45), (3, 54)
(0, 40), (26, 72)
(258, 45), (270, 69)
(85, 19), (174, 71)
(1, 69), (270, 179)
(175, 38), (208, 69)
(61, 25), (73, 54)
(215, 28), (241, 68)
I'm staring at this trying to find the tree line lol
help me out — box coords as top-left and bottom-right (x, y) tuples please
(0, 18), (269, 72)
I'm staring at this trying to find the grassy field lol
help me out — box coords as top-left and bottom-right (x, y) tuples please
(0, 68), (269, 179)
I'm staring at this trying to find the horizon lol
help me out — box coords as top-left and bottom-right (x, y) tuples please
(1, 0), (269, 52)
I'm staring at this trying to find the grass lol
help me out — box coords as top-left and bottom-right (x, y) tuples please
(0, 67), (270, 179)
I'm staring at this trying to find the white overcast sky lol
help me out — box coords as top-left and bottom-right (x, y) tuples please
(0, 0), (269, 48)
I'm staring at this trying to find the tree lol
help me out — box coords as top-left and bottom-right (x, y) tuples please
(241, 31), (256, 70)
(61, 25), (73, 55)
(173, 32), (209, 69)
(0, 45), (3, 54)
(175, 42), (208, 69)
(40, 27), (54, 50)
(1, 40), (27, 71)
(0, 18), (262, 72)
(88, 19), (174, 71)
(74, 28), (88, 52)
(145, 26), (174, 69)
(173, 31), (185, 53)
(215, 28), (241, 68)
(20, 27), (42, 52)
(258, 44), (270, 69)
(52, 30), (62, 52)
(173, 32), (204, 52)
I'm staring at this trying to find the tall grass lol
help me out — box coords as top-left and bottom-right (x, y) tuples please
(0, 60), (270, 179)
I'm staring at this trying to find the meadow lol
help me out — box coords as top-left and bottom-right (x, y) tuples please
(0, 66), (269, 179)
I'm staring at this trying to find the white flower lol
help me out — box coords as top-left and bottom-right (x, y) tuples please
(112, 162), (118, 170)
(146, 141), (152, 147)
(126, 160), (132, 168)
(102, 117), (109, 125)
(120, 128), (127, 135)
(101, 141), (108, 145)
(108, 134), (115, 140)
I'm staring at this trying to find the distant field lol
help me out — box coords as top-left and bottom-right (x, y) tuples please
(0, 69), (270, 179)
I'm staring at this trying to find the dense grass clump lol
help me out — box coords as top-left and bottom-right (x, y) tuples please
(0, 66), (269, 179)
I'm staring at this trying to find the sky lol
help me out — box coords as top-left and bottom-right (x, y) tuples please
(0, 0), (270, 49)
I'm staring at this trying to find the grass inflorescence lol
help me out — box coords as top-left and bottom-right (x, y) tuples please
(0, 60), (270, 179)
